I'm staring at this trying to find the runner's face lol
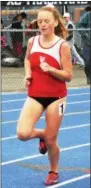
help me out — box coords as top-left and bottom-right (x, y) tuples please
(38, 11), (57, 36)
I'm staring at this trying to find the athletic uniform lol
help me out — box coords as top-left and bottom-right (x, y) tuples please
(28, 35), (67, 108)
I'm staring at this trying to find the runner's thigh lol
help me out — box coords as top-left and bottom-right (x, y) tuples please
(45, 97), (66, 138)
(17, 97), (44, 133)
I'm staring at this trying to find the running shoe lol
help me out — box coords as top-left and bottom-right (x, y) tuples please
(44, 171), (59, 186)
(39, 138), (47, 155)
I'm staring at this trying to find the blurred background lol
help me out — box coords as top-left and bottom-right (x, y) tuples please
(1, 1), (91, 91)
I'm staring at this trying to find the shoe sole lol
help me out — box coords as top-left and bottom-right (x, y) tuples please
(44, 180), (59, 186)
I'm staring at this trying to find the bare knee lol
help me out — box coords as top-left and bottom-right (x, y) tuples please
(17, 120), (33, 141)
(45, 136), (56, 148)
(17, 124), (32, 141)
(17, 131), (31, 141)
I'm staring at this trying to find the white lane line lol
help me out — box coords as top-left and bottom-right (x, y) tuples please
(1, 111), (90, 125)
(64, 111), (90, 116)
(47, 174), (90, 188)
(1, 123), (90, 141)
(1, 93), (90, 103)
(2, 92), (26, 95)
(68, 92), (90, 96)
(1, 143), (90, 166)
(2, 98), (26, 103)
(68, 100), (90, 104)
(2, 120), (17, 124)
(60, 123), (90, 131)
(2, 135), (17, 141)
(2, 108), (21, 112)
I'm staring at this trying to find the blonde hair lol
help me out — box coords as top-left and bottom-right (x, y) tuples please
(38, 6), (68, 39)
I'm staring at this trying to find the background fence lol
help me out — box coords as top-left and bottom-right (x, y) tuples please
(1, 28), (90, 92)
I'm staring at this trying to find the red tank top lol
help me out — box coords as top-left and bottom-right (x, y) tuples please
(28, 35), (67, 97)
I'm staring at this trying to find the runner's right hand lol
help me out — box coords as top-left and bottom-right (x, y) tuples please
(24, 77), (32, 88)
